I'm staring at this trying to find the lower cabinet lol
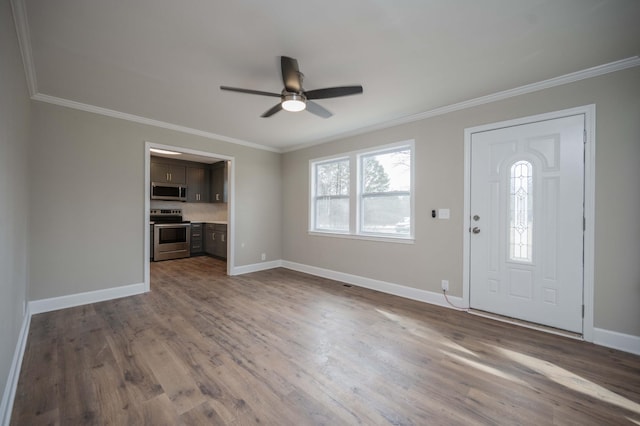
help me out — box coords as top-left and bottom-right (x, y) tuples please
(190, 223), (204, 255)
(204, 223), (227, 259)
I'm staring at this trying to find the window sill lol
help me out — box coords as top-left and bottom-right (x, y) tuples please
(308, 231), (415, 244)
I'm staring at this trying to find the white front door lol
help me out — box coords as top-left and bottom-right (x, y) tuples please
(469, 114), (585, 333)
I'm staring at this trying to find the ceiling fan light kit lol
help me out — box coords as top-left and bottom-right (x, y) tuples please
(221, 56), (363, 118)
(282, 93), (306, 112)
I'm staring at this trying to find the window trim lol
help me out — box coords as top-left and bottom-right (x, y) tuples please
(309, 140), (415, 242)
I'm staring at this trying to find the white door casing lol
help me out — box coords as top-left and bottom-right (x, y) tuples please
(464, 108), (594, 335)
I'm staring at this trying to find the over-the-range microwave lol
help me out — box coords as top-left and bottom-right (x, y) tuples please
(151, 182), (187, 202)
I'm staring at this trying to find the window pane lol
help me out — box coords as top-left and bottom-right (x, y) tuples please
(313, 158), (350, 232)
(315, 197), (349, 231)
(362, 148), (410, 194)
(361, 195), (410, 235)
(360, 146), (412, 236)
(316, 159), (349, 196)
(509, 160), (533, 262)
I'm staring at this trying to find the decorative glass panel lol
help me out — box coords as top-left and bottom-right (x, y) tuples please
(510, 161), (533, 261)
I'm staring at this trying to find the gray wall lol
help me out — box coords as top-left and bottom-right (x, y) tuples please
(282, 66), (640, 337)
(0, 0), (31, 411)
(29, 102), (282, 300)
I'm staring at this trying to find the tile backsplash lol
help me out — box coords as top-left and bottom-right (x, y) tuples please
(150, 201), (228, 222)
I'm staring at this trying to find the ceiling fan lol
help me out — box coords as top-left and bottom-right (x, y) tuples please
(220, 56), (363, 118)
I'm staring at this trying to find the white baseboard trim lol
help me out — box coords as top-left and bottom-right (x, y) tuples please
(593, 328), (640, 356)
(0, 304), (31, 426)
(280, 260), (464, 309)
(230, 260), (283, 276)
(29, 282), (147, 315)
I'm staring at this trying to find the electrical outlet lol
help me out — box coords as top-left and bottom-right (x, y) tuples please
(261, 253), (266, 261)
(441, 280), (449, 291)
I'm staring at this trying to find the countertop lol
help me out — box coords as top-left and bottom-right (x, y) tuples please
(188, 220), (227, 225)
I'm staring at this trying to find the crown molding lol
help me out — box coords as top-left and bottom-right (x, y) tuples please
(32, 93), (280, 153)
(284, 56), (640, 152)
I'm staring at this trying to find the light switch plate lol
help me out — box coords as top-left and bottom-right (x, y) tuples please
(438, 208), (450, 219)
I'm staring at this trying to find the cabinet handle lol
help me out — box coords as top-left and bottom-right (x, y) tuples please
(221, 234), (225, 243)
(212, 232), (215, 241)
(216, 194), (220, 201)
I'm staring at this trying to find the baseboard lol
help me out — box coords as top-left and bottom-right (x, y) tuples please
(593, 328), (640, 356)
(280, 260), (464, 309)
(29, 282), (147, 315)
(0, 304), (31, 426)
(230, 260), (283, 276)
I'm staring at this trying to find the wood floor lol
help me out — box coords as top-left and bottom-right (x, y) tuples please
(11, 256), (640, 425)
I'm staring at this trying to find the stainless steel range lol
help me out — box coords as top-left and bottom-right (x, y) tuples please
(150, 209), (191, 261)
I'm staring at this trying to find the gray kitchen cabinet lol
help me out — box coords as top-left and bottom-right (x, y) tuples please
(204, 223), (227, 259)
(186, 166), (209, 203)
(151, 161), (186, 184)
(190, 223), (204, 255)
(210, 161), (228, 203)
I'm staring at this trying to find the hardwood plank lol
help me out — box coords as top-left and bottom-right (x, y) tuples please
(11, 256), (640, 425)
(179, 401), (227, 425)
(139, 394), (180, 426)
(136, 331), (207, 415)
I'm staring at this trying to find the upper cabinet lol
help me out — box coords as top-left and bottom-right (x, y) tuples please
(186, 166), (209, 203)
(151, 161), (186, 184)
(210, 161), (228, 203)
(151, 156), (227, 204)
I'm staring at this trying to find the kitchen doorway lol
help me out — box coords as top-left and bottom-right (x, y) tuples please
(143, 142), (235, 292)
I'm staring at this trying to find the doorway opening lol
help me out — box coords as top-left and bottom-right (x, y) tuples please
(144, 142), (235, 292)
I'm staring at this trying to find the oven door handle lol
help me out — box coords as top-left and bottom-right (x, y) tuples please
(153, 223), (191, 229)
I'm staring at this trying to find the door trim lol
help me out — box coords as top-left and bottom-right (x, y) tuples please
(463, 105), (595, 341)
(144, 141), (235, 292)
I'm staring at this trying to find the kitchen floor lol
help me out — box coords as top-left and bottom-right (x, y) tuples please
(151, 256), (227, 284)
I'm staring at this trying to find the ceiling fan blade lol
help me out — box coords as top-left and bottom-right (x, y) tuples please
(305, 85), (363, 100)
(261, 103), (283, 118)
(306, 101), (332, 119)
(220, 86), (281, 97)
(281, 56), (302, 93)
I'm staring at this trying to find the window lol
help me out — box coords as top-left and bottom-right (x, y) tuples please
(310, 142), (413, 240)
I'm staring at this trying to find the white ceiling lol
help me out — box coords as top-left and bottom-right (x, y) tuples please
(14, 0), (640, 151)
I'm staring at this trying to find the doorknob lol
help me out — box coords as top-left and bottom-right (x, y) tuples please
(472, 227), (481, 234)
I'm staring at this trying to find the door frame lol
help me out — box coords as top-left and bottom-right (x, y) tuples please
(144, 141), (235, 292)
(462, 105), (595, 341)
